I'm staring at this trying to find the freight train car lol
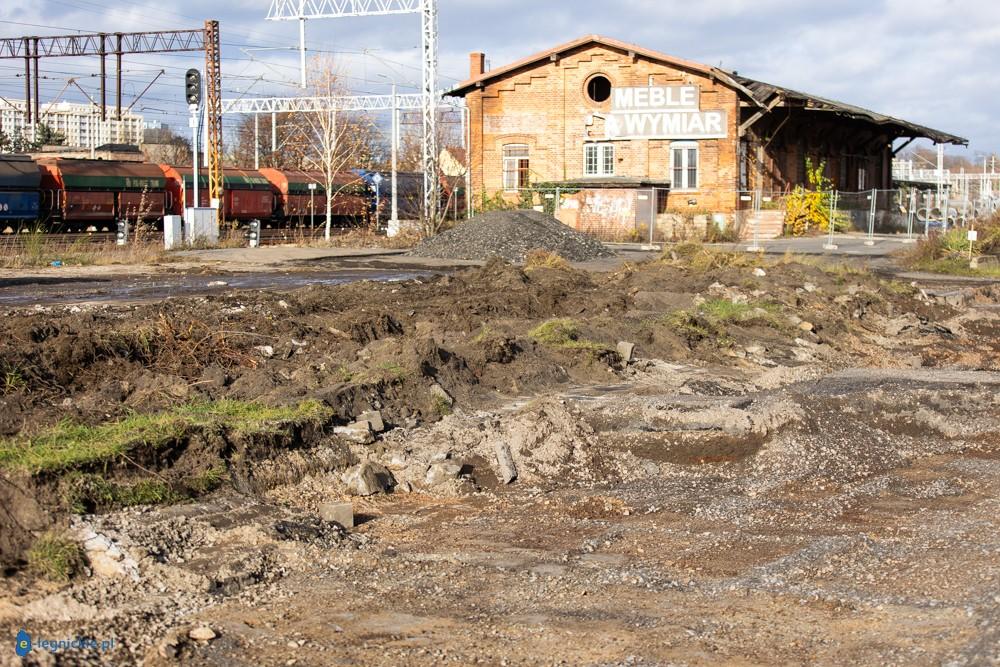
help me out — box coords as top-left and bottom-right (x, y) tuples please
(259, 169), (368, 226)
(355, 170), (466, 223)
(159, 166), (274, 223)
(0, 155), (41, 228)
(37, 158), (166, 231)
(355, 170), (425, 222)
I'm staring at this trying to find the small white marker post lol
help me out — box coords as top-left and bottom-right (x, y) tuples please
(968, 228), (978, 263)
(903, 190), (918, 244)
(864, 189), (876, 246)
(823, 190), (839, 250)
(746, 190), (762, 252)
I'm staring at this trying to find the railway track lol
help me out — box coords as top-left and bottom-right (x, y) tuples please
(0, 227), (353, 251)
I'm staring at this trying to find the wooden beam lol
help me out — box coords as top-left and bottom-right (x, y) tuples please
(892, 137), (916, 156)
(739, 94), (782, 137)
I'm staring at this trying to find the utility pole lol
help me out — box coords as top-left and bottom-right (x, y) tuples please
(392, 83), (399, 229)
(254, 114), (260, 170)
(204, 19), (223, 219)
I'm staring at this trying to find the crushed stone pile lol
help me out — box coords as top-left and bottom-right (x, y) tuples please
(409, 210), (615, 263)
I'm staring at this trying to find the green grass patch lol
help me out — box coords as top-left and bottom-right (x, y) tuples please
(699, 299), (782, 327)
(529, 319), (608, 353)
(658, 299), (783, 348)
(0, 399), (331, 474)
(27, 531), (85, 582)
(432, 394), (453, 417)
(2, 364), (27, 394)
(364, 361), (410, 383)
(908, 257), (1000, 278)
(62, 473), (181, 513)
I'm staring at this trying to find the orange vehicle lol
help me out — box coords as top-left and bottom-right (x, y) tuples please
(37, 158), (166, 228)
(259, 169), (368, 225)
(158, 165), (274, 222)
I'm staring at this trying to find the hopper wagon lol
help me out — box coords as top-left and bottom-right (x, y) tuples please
(259, 169), (369, 226)
(159, 165), (275, 223)
(37, 158), (166, 230)
(0, 155), (42, 227)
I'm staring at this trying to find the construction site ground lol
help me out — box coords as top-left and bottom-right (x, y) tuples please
(0, 240), (998, 666)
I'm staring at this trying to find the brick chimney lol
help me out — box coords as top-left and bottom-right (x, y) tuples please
(469, 52), (486, 79)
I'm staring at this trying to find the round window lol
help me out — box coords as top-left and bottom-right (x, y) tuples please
(586, 75), (612, 104)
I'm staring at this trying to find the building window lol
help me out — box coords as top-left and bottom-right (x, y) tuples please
(671, 142), (699, 190)
(502, 144), (530, 191)
(586, 75), (612, 104)
(857, 167), (866, 191)
(584, 143), (615, 177)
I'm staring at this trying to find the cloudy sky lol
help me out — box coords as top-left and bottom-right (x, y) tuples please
(1, 0), (997, 159)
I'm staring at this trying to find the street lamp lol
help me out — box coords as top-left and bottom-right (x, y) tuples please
(377, 73), (399, 234)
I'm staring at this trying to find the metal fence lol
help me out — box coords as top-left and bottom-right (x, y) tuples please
(469, 186), (1000, 243)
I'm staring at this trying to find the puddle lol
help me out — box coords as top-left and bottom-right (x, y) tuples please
(0, 269), (434, 307)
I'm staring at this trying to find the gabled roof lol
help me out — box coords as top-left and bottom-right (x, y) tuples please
(445, 34), (760, 104)
(730, 76), (967, 145)
(447, 35), (967, 146)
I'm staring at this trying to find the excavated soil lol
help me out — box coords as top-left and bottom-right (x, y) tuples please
(1, 254), (999, 665)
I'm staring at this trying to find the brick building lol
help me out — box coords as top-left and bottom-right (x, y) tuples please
(446, 35), (965, 239)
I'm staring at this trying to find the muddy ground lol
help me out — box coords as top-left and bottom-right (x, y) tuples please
(1, 248), (999, 665)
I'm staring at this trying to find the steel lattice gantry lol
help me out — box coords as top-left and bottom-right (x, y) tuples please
(266, 0), (422, 19)
(0, 28), (206, 123)
(203, 20), (224, 223)
(221, 93), (424, 114)
(266, 0), (439, 223)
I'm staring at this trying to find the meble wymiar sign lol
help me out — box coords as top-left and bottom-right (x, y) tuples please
(604, 85), (728, 141)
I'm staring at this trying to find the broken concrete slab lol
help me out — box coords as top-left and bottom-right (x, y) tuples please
(616, 341), (636, 365)
(318, 502), (354, 529)
(334, 421), (375, 445)
(357, 410), (385, 433)
(425, 460), (463, 487)
(493, 441), (518, 484)
(341, 462), (396, 496)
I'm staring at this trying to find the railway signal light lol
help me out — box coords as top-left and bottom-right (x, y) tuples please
(247, 219), (260, 248)
(185, 69), (202, 106)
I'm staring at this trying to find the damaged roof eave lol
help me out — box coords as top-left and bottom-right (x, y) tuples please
(736, 77), (968, 147)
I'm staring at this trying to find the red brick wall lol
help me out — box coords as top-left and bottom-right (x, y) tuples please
(462, 43), (742, 214)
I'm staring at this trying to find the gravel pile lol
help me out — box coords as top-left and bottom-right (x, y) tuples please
(409, 210), (614, 263)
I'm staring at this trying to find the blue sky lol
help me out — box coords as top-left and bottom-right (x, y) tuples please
(1, 0), (997, 158)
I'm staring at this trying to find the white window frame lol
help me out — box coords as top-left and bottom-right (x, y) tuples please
(584, 143), (615, 177)
(502, 144), (530, 192)
(670, 141), (699, 191)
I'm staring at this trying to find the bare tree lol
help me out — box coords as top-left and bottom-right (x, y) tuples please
(392, 108), (465, 237)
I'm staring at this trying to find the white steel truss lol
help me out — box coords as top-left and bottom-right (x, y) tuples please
(266, 0), (422, 20)
(419, 0), (438, 225)
(221, 93), (423, 114)
(265, 0), (438, 223)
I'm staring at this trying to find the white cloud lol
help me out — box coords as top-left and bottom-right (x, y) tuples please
(0, 0), (995, 152)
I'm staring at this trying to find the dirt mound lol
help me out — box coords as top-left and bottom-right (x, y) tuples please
(409, 210), (615, 263)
